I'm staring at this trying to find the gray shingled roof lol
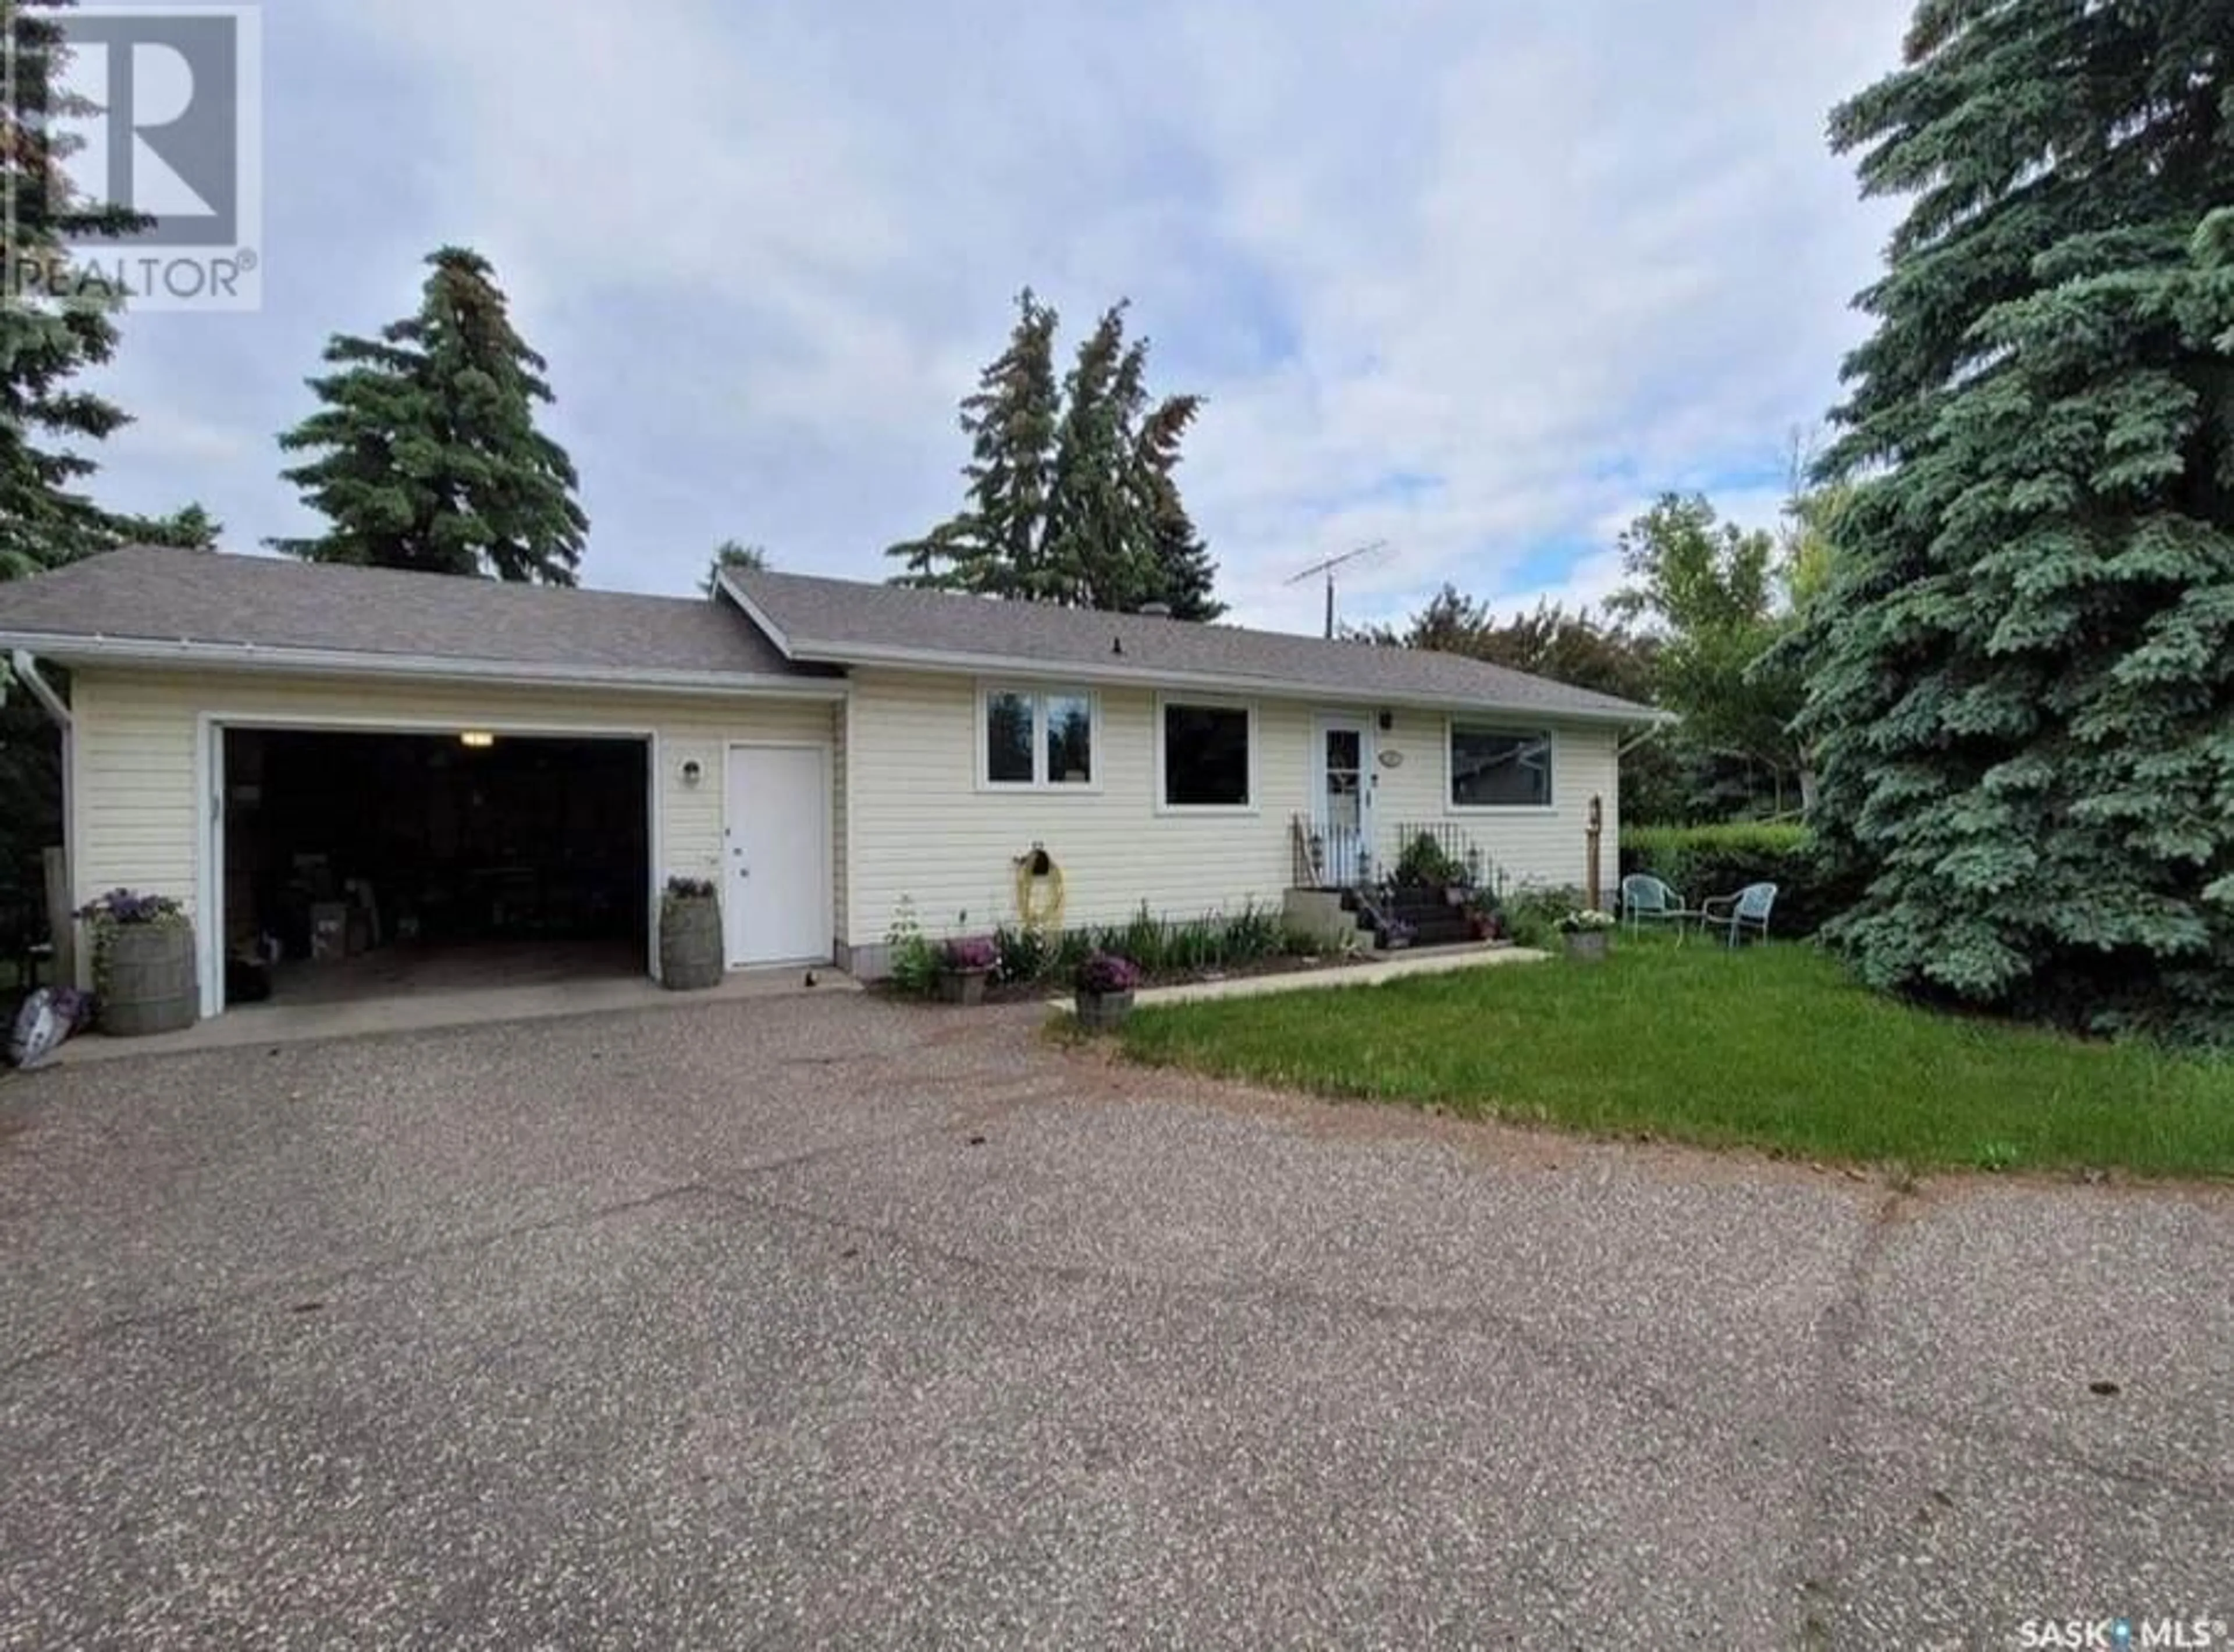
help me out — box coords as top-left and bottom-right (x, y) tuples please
(0, 547), (824, 679)
(0, 548), (1660, 720)
(733, 569), (1659, 722)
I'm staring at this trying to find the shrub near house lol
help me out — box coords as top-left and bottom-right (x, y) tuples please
(1620, 824), (1856, 938)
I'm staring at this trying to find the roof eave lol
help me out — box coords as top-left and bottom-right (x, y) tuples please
(0, 632), (849, 700)
(776, 633), (1659, 725)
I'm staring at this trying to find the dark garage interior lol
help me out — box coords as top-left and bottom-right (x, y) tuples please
(221, 728), (650, 1007)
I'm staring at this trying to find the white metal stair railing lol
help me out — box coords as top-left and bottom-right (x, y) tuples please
(1290, 814), (1373, 891)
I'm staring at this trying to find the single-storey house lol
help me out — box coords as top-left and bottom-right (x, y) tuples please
(0, 547), (1661, 1020)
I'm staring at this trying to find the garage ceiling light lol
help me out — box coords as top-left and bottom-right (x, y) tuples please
(459, 731), (497, 749)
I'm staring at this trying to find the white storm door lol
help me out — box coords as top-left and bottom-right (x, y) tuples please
(1313, 715), (1375, 885)
(724, 745), (830, 967)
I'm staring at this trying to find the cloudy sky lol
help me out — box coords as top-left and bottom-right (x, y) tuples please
(83, 0), (1914, 635)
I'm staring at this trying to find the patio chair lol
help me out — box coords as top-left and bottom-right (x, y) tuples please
(1698, 882), (1778, 948)
(1619, 874), (1694, 938)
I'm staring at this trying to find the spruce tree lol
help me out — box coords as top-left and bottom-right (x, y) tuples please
(891, 289), (1059, 599)
(891, 292), (1222, 616)
(702, 539), (768, 596)
(0, 0), (152, 579)
(273, 248), (588, 585)
(1802, 0), (2234, 1041)
(1041, 305), (1151, 607)
(1132, 393), (1225, 621)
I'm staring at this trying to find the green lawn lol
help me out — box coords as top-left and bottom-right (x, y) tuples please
(1116, 942), (2234, 1179)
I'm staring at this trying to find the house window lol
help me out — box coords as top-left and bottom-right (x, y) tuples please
(982, 686), (1095, 789)
(1161, 700), (1253, 809)
(1450, 725), (1553, 809)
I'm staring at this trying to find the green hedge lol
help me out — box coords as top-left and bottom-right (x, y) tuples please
(1618, 824), (1855, 939)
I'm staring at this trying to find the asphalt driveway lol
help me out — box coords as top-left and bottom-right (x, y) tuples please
(1, 995), (2228, 1649)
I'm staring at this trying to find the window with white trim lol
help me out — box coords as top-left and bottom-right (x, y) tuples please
(981, 686), (1096, 788)
(1161, 700), (1253, 809)
(1449, 725), (1553, 808)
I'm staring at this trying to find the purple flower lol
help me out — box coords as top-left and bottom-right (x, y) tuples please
(943, 936), (998, 972)
(75, 889), (184, 927)
(1076, 951), (1143, 995)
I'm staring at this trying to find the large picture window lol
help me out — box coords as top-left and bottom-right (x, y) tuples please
(981, 686), (1095, 789)
(1449, 725), (1553, 809)
(1161, 701), (1253, 809)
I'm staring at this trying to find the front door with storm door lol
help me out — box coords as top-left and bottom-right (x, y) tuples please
(1312, 715), (1376, 886)
(724, 745), (830, 968)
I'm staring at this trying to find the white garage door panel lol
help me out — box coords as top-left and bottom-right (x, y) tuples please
(724, 745), (830, 967)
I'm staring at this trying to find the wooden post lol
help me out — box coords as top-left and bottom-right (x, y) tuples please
(1585, 796), (1604, 911)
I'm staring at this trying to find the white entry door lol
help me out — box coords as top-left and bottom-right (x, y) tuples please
(1312, 715), (1376, 885)
(724, 745), (830, 967)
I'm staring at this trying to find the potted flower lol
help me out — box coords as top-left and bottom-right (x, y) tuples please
(659, 877), (723, 991)
(1074, 950), (1143, 1031)
(937, 936), (998, 1005)
(77, 889), (197, 1037)
(1465, 897), (1504, 944)
(1556, 908), (1616, 962)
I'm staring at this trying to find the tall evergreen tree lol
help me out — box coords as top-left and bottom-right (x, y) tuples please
(1133, 393), (1224, 621)
(115, 503), (222, 550)
(891, 291), (1222, 617)
(273, 248), (588, 585)
(701, 539), (768, 596)
(1801, 1), (2234, 1041)
(891, 289), (1060, 599)
(0, 0), (152, 579)
(1041, 305), (1148, 607)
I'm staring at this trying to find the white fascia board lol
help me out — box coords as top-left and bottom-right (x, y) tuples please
(0, 632), (849, 700)
(714, 574), (796, 657)
(777, 633), (1661, 728)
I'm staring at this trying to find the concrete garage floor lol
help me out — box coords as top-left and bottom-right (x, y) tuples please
(1, 998), (2229, 1647)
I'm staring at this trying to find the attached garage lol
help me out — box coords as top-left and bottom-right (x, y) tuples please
(0, 549), (849, 1024)
(216, 725), (654, 1008)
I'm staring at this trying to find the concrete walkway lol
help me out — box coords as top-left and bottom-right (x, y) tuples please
(54, 963), (859, 1064)
(1053, 942), (1549, 1012)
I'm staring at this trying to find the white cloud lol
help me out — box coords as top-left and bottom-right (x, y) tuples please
(82, 0), (1912, 632)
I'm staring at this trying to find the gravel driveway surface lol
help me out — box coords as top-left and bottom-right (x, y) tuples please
(1, 996), (2228, 1649)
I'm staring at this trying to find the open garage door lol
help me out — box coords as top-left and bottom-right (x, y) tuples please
(215, 725), (652, 1012)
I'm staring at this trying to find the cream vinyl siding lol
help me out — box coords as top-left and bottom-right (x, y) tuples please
(1365, 709), (1621, 899)
(69, 667), (840, 942)
(841, 670), (1627, 946)
(845, 670), (1311, 944)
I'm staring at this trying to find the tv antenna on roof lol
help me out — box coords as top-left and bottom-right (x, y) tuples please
(1287, 541), (1392, 640)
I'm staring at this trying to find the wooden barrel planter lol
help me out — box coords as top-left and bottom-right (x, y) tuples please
(99, 923), (199, 1037)
(1073, 988), (1136, 1031)
(660, 893), (724, 992)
